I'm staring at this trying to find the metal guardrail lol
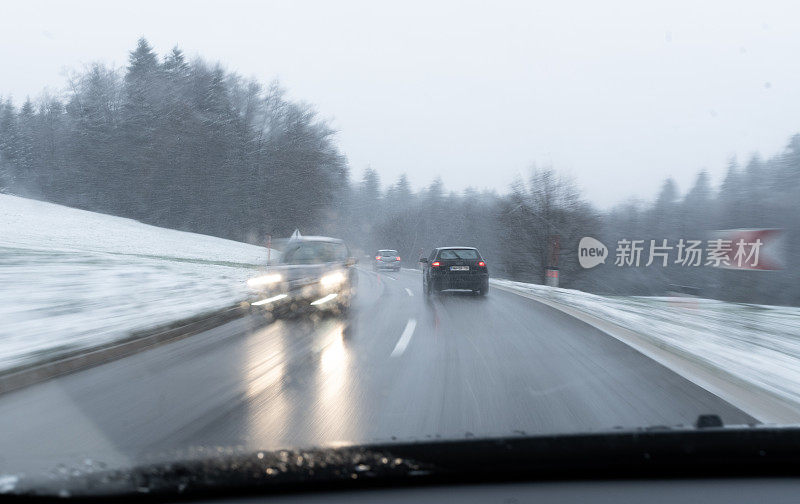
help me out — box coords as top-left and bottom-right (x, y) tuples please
(0, 303), (251, 395)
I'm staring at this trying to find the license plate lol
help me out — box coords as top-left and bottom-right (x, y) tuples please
(450, 265), (469, 271)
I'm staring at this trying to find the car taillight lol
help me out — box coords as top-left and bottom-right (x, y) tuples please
(431, 261), (440, 267)
(375, 256), (381, 260)
(478, 261), (486, 267)
(396, 256), (401, 261)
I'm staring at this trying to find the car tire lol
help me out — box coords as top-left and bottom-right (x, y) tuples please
(424, 277), (431, 296)
(478, 284), (489, 297)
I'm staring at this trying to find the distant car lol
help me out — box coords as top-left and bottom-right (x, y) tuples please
(373, 249), (401, 271)
(247, 236), (357, 315)
(420, 247), (489, 296)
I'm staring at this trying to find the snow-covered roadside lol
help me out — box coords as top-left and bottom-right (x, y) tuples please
(492, 278), (800, 410)
(0, 195), (273, 373)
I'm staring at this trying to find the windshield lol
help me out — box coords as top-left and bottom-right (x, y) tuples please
(1, 0), (800, 498)
(282, 241), (348, 264)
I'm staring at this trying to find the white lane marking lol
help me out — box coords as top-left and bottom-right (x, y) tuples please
(404, 288), (413, 297)
(384, 275), (397, 281)
(390, 319), (417, 357)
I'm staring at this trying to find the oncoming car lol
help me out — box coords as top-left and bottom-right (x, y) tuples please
(420, 247), (489, 296)
(373, 249), (401, 271)
(246, 236), (357, 315)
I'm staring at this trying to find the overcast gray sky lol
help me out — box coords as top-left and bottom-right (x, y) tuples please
(2, 0), (798, 208)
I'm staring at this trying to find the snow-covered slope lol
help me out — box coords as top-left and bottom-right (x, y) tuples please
(0, 195), (271, 372)
(493, 279), (800, 411)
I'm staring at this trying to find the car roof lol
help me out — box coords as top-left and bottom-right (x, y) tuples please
(436, 246), (478, 250)
(378, 249), (398, 252)
(287, 236), (344, 244)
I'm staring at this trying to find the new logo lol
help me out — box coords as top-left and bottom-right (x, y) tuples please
(578, 237), (608, 268)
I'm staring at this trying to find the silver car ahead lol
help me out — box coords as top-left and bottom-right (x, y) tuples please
(373, 249), (401, 271)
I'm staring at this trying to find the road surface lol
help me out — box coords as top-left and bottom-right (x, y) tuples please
(0, 269), (755, 474)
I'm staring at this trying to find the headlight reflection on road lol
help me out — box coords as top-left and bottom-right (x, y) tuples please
(243, 324), (288, 444)
(320, 327), (347, 375)
(246, 273), (282, 289)
(315, 324), (355, 443)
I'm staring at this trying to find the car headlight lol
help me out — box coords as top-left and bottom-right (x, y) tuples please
(247, 273), (282, 289)
(320, 271), (347, 288)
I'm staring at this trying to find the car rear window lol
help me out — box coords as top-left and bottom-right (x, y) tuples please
(379, 250), (398, 256)
(438, 249), (479, 260)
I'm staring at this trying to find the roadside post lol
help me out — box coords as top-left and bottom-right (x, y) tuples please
(545, 235), (560, 287)
(545, 268), (559, 287)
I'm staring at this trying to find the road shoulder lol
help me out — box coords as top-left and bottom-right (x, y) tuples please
(491, 281), (800, 424)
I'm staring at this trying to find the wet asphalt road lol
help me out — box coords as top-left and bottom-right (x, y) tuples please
(0, 268), (755, 474)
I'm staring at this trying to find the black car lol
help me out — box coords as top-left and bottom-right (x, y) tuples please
(420, 246), (489, 296)
(247, 236), (357, 314)
(373, 249), (401, 271)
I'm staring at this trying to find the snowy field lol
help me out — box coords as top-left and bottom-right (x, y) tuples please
(0, 195), (271, 373)
(493, 279), (800, 410)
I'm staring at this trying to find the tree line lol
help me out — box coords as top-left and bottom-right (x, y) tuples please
(593, 138), (800, 306)
(0, 38), (348, 241)
(1, 39), (798, 306)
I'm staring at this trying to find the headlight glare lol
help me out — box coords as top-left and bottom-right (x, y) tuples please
(320, 271), (346, 288)
(247, 273), (282, 288)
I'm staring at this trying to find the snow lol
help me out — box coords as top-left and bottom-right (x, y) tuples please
(0, 474), (18, 493)
(0, 194), (272, 372)
(492, 278), (800, 409)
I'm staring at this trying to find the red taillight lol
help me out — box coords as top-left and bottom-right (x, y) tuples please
(431, 261), (440, 267)
(396, 256), (401, 261)
(478, 261), (486, 267)
(375, 256), (381, 260)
